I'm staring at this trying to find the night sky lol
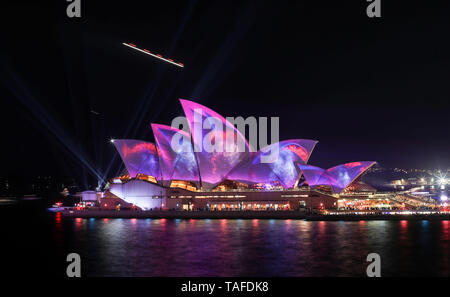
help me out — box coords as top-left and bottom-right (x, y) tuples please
(1, 0), (449, 186)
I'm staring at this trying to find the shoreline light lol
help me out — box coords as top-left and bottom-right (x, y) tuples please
(122, 43), (184, 68)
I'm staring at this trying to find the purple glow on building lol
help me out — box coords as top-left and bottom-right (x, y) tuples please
(109, 179), (165, 210)
(298, 165), (327, 187)
(180, 99), (250, 187)
(299, 161), (376, 193)
(112, 139), (161, 179)
(151, 123), (200, 185)
(226, 139), (318, 188)
(109, 99), (376, 193)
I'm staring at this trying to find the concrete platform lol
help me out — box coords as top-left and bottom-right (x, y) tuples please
(59, 209), (310, 219)
(57, 209), (450, 221)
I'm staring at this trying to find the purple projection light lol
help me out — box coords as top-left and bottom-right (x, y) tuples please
(180, 99), (251, 188)
(299, 161), (376, 193)
(109, 99), (376, 194)
(151, 124), (200, 185)
(112, 139), (161, 180)
(226, 139), (318, 188)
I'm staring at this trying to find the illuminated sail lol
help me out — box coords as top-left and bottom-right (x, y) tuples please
(299, 161), (376, 193)
(112, 139), (160, 180)
(151, 123), (199, 184)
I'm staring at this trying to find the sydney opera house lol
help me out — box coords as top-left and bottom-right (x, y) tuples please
(99, 99), (376, 211)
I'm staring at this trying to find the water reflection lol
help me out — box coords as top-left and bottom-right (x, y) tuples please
(53, 217), (450, 277)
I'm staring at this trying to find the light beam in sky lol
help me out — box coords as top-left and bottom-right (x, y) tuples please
(122, 42), (184, 68)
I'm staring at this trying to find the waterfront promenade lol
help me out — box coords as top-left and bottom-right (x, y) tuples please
(57, 209), (450, 221)
(60, 209), (310, 219)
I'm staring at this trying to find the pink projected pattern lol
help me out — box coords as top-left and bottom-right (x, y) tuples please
(151, 124), (200, 185)
(298, 161), (376, 193)
(112, 140), (161, 179)
(226, 139), (318, 188)
(110, 99), (376, 191)
(180, 99), (251, 188)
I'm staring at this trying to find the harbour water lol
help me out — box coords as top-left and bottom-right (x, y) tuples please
(56, 218), (450, 277)
(2, 200), (450, 277)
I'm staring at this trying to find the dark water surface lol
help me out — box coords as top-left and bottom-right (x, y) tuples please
(57, 216), (450, 276)
(2, 203), (450, 277)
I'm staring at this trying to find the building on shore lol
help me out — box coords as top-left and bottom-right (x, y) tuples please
(98, 99), (379, 211)
(102, 178), (340, 210)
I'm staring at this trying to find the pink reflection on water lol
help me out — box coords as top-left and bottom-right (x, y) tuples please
(318, 221), (326, 235)
(54, 212), (63, 246)
(359, 220), (365, 231)
(400, 220), (408, 235)
(130, 218), (138, 230)
(441, 220), (450, 273)
(285, 219), (292, 230)
(442, 221), (450, 241)
(220, 219), (227, 232)
(55, 212), (61, 224)
(75, 218), (83, 231)
(399, 220), (409, 245)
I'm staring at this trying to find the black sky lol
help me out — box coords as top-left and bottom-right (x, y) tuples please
(1, 0), (449, 185)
